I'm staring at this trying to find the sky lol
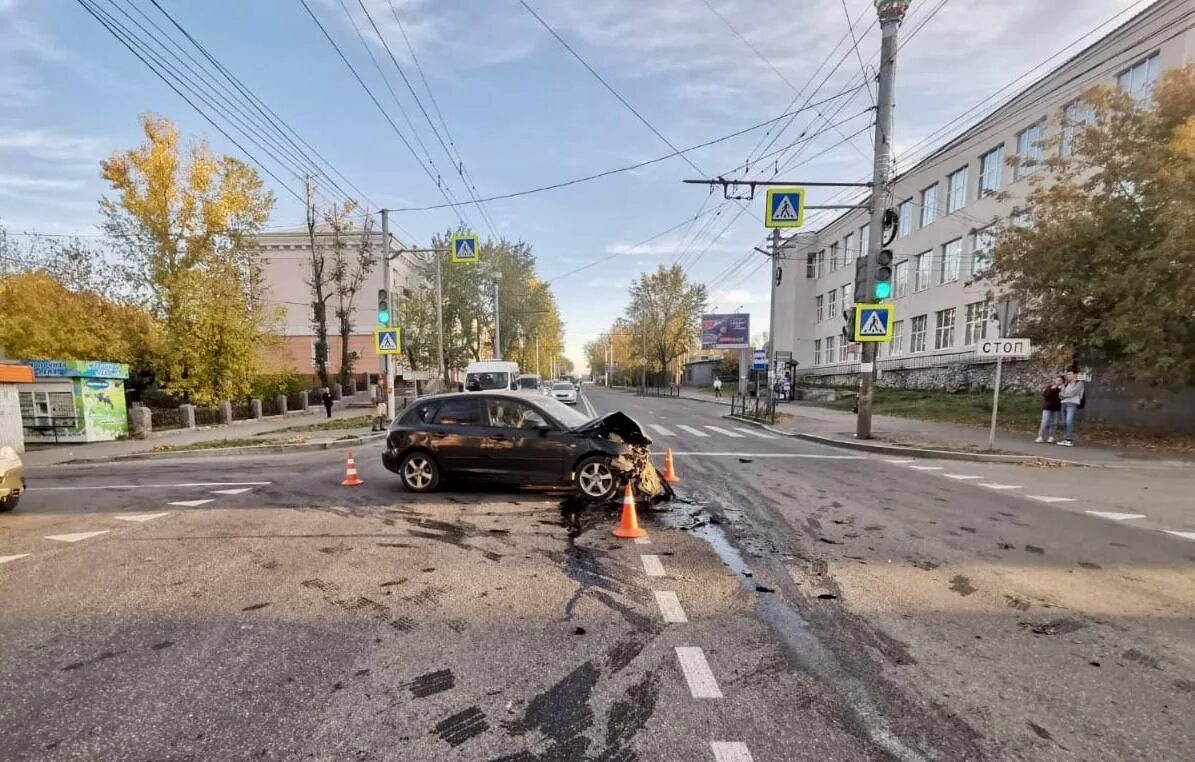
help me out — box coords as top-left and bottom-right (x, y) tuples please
(0, 0), (1154, 371)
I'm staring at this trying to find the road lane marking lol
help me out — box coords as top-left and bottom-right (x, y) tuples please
(0, 554), (30, 565)
(676, 425), (709, 438)
(733, 427), (775, 438)
(980, 483), (1022, 490)
(909, 465), (944, 471)
(885, 459), (915, 464)
(1164, 530), (1195, 541)
(641, 555), (666, 577)
(113, 512), (171, 523)
(710, 742), (754, 762)
(634, 536), (651, 545)
(704, 426), (745, 438)
(168, 499), (215, 507)
(654, 591), (688, 623)
(45, 531), (109, 543)
(675, 647), (723, 698)
(34, 481), (272, 492)
(944, 474), (984, 480)
(1027, 496), (1075, 504)
(648, 424), (676, 437)
(211, 488), (254, 495)
(1085, 510), (1146, 521)
(651, 452), (865, 459)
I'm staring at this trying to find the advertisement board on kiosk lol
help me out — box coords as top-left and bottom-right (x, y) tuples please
(701, 314), (750, 350)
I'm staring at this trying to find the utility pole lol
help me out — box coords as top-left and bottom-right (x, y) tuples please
(433, 250), (446, 386)
(756, 227), (782, 399)
(535, 334), (540, 376)
(857, 0), (907, 439)
(493, 277), (502, 360)
(381, 209), (395, 420)
(640, 327), (648, 393)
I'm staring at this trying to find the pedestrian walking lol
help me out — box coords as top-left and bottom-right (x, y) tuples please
(320, 387), (333, 419)
(1035, 375), (1064, 443)
(1058, 369), (1085, 446)
(374, 399), (388, 431)
(712, 376), (723, 399)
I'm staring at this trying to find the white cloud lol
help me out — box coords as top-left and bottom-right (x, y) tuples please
(711, 288), (760, 307)
(0, 173), (85, 191)
(0, 129), (104, 162)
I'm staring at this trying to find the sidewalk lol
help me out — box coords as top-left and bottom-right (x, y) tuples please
(21, 405), (371, 468)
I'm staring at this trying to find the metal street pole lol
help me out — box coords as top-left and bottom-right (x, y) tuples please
(605, 335), (610, 388)
(493, 279), (502, 360)
(434, 250), (446, 387)
(381, 210), (395, 420)
(857, 0), (906, 439)
(535, 334), (540, 376)
(767, 227), (780, 399)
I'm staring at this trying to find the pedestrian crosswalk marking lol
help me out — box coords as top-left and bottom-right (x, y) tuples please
(211, 488), (253, 495)
(1163, 530), (1195, 541)
(169, 499), (215, 507)
(980, 483), (1021, 490)
(648, 424), (676, 437)
(704, 426), (745, 438)
(944, 474), (983, 480)
(0, 554), (30, 565)
(734, 427), (775, 439)
(676, 425), (709, 438)
(45, 530), (109, 543)
(1085, 510), (1146, 521)
(114, 512), (170, 523)
(710, 741), (754, 762)
(1027, 496), (1075, 504)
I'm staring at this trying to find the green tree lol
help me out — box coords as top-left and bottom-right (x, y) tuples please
(989, 67), (1195, 384)
(624, 264), (708, 383)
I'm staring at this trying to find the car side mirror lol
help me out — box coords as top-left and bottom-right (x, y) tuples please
(536, 423), (553, 435)
(510, 382), (518, 390)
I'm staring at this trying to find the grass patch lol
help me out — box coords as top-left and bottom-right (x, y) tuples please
(263, 415), (373, 434)
(152, 434), (313, 452)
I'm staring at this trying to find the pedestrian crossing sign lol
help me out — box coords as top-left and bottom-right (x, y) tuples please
(764, 187), (805, 228)
(853, 304), (894, 342)
(451, 233), (480, 264)
(374, 327), (402, 355)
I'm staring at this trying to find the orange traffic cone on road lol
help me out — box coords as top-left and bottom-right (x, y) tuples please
(612, 483), (647, 539)
(662, 448), (680, 484)
(341, 450), (364, 487)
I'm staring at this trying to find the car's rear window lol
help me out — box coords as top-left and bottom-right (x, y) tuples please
(516, 377), (539, 389)
(433, 398), (482, 426)
(466, 372), (511, 390)
(552, 382), (573, 390)
(401, 401), (439, 424)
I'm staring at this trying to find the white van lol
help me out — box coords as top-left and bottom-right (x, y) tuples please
(464, 361), (520, 392)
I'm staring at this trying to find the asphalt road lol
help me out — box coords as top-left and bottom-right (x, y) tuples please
(1, 386), (1192, 761)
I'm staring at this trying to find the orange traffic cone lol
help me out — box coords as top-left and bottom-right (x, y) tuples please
(341, 450), (364, 487)
(662, 448), (680, 484)
(612, 483), (647, 539)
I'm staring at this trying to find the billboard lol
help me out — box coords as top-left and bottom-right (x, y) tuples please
(701, 313), (750, 350)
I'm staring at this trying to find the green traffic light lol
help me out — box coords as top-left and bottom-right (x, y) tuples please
(378, 309), (390, 325)
(874, 282), (892, 300)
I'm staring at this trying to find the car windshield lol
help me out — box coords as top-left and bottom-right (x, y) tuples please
(466, 371), (510, 391)
(515, 376), (539, 389)
(552, 382), (573, 390)
(536, 396), (591, 428)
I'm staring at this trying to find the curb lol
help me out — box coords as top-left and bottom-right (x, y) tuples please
(724, 415), (1086, 466)
(65, 432), (386, 464)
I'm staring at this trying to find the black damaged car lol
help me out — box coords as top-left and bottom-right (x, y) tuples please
(381, 392), (669, 502)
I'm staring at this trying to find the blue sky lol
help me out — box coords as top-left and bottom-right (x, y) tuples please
(0, 0), (1148, 369)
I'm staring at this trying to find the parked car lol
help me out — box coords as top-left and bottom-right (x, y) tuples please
(0, 446), (25, 512)
(550, 381), (578, 405)
(381, 392), (663, 501)
(464, 360), (520, 392)
(514, 373), (543, 394)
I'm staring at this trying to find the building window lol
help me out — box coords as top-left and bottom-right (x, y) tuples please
(978, 145), (1004, 197)
(947, 167), (968, 213)
(1118, 52), (1160, 101)
(940, 238), (962, 284)
(909, 315), (928, 353)
(894, 260), (909, 298)
(816, 295), (824, 322)
(806, 251), (816, 278)
(1015, 124), (1043, 180)
(964, 301), (989, 345)
(817, 249), (826, 278)
(859, 224), (870, 253)
(843, 233), (855, 262)
(934, 308), (956, 349)
(920, 183), (939, 227)
(891, 320), (905, 355)
(1061, 101), (1095, 157)
(898, 199), (914, 238)
(813, 339), (822, 366)
(827, 288), (838, 319)
(915, 251), (932, 292)
(839, 338), (849, 362)
(825, 336), (836, 364)
(829, 242), (840, 272)
(971, 227), (995, 275)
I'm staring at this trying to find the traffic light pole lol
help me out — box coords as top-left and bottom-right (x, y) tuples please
(381, 209), (395, 421)
(857, 1), (905, 440)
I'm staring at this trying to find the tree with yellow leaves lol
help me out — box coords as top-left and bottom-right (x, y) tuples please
(100, 114), (276, 403)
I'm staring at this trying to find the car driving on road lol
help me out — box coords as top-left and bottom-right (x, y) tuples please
(0, 446), (24, 512)
(381, 392), (658, 501)
(550, 380), (578, 405)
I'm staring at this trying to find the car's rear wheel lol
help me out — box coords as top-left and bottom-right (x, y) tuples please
(0, 495), (18, 513)
(400, 452), (440, 493)
(574, 456), (618, 501)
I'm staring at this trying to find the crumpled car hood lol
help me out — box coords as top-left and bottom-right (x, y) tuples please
(572, 411), (652, 447)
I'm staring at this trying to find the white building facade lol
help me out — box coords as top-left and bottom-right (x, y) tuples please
(774, 0), (1195, 384)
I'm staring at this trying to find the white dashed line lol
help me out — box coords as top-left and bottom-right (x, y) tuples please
(1163, 530), (1195, 541)
(113, 512), (171, 523)
(0, 554), (30, 565)
(634, 536), (652, 545)
(944, 474), (984, 481)
(710, 741), (754, 762)
(1027, 496), (1075, 504)
(211, 488), (254, 495)
(654, 591), (688, 623)
(885, 459), (915, 464)
(909, 465), (944, 471)
(168, 499), (215, 507)
(733, 427), (775, 439)
(676, 425), (710, 438)
(44, 530), (109, 543)
(34, 481), (271, 492)
(675, 647), (723, 698)
(704, 426), (745, 438)
(980, 483), (1022, 490)
(1085, 510), (1146, 521)
(641, 555), (666, 577)
(648, 424), (676, 437)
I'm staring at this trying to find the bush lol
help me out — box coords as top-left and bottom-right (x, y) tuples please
(249, 372), (306, 401)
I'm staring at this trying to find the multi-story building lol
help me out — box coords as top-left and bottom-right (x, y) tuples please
(774, 0), (1193, 386)
(256, 225), (425, 380)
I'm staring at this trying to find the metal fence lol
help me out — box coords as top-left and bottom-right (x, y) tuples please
(147, 407), (186, 431)
(729, 394), (776, 425)
(194, 406), (222, 426)
(287, 391), (306, 411)
(637, 385), (680, 398)
(230, 401), (254, 421)
(261, 396), (283, 416)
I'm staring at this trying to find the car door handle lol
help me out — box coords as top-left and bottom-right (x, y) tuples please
(488, 434), (508, 441)
(432, 431), (448, 439)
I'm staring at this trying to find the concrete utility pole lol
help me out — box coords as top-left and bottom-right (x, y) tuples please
(856, 0), (907, 439)
(381, 209), (395, 420)
(765, 228), (781, 399)
(493, 278), (502, 360)
(434, 251), (446, 386)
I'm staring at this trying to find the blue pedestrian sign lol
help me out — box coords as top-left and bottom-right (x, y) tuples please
(451, 233), (480, 264)
(853, 304), (894, 342)
(374, 327), (402, 355)
(752, 348), (768, 370)
(764, 187), (805, 228)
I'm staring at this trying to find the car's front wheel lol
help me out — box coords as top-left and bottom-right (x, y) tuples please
(399, 452), (440, 493)
(574, 456), (619, 501)
(0, 495), (18, 513)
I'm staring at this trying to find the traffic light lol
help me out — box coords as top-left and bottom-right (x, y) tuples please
(841, 308), (855, 341)
(852, 255), (868, 303)
(874, 248), (894, 300)
(377, 288), (390, 325)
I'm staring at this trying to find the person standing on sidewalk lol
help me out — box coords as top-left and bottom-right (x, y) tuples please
(712, 376), (723, 399)
(1035, 375), (1064, 443)
(1058, 370), (1085, 446)
(320, 388), (334, 419)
